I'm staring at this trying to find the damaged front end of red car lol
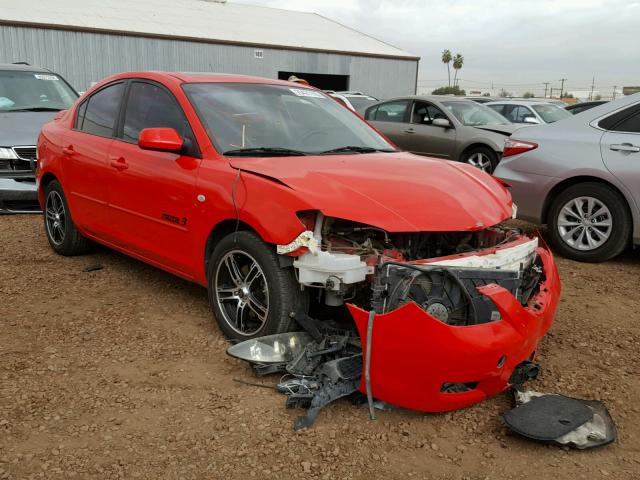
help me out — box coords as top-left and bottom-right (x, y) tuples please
(230, 208), (561, 426)
(348, 242), (560, 412)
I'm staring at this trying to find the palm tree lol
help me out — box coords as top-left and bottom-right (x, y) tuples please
(441, 50), (452, 87)
(452, 54), (464, 87)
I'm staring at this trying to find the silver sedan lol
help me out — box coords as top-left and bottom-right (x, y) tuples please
(495, 93), (640, 262)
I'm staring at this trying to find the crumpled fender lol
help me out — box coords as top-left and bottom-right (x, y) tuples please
(347, 245), (560, 412)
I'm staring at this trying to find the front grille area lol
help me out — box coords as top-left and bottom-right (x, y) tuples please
(8, 146), (37, 172)
(12, 146), (37, 160)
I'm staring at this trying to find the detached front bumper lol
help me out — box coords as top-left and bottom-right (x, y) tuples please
(347, 244), (560, 412)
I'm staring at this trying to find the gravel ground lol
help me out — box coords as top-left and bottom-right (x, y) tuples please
(1, 215), (639, 480)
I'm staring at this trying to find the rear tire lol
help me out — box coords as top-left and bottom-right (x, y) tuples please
(43, 180), (92, 256)
(547, 182), (630, 262)
(207, 231), (305, 341)
(460, 146), (498, 174)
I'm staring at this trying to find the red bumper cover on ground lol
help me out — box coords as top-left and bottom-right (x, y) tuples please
(347, 245), (561, 412)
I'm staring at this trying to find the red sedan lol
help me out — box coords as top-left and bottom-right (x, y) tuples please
(36, 72), (560, 413)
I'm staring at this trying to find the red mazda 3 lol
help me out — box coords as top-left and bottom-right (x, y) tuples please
(36, 72), (560, 412)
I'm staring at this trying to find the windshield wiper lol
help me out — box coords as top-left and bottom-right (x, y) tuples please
(319, 146), (396, 154)
(223, 147), (308, 157)
(6, 107), (64, 112)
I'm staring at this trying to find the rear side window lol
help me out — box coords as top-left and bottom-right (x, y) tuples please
(599, 104), (640, 133)
(488, 104), (505, 115)
(371, 100), (409, 123)
(75, 100), (88, 129)
(80, 82), (124, 137)
(609, 113), (640, 133)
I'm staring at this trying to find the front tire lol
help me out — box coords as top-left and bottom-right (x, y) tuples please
(207, 231), (305, 340)
(547, 182), (630, 262)
(43, 180), (92, 256)
(460, 146), (498, 174)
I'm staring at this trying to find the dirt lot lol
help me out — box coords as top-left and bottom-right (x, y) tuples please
(1, 215), (639, 480)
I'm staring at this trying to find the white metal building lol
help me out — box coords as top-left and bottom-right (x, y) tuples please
(0, 0), (419, 97)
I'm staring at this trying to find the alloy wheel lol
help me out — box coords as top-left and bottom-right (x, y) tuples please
(557, 196), (612, 251)
(466, 152), (492, 172)
(214, 250), (270, 336)
(45, 191), (66, 246)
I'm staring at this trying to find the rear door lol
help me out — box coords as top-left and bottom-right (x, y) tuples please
(400, 101), (457, 158)
(364, 100), (410, 146)
(63, 81), (125, 239)
(106, 80), (201, 277)
(599, 105), (640, 214)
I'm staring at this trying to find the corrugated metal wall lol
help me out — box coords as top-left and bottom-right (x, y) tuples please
(0, 25), (417, 98)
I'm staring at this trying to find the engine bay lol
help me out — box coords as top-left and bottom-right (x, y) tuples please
(288, 214), (543, 325)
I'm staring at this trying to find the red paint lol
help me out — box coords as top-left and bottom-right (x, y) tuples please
(138, 127), (184, 152)
(37, 72), (561, 413)
(348, 244), (560, 412)
(38, 71), (516, 287)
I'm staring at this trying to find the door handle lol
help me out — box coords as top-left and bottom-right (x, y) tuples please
(610, 143), (640, 153)
(109, 157), (129, 171)
(404, 128), (415, 134)
(62, 145), (75, 156)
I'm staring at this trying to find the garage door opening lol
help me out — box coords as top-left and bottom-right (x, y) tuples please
(278, 71), (349, 91)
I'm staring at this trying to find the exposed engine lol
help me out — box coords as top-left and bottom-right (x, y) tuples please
(321, 217), (519, 262)
(289, 215), (543, 326)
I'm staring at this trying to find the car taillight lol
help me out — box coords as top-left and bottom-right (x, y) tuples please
(503, 139), (538, 157)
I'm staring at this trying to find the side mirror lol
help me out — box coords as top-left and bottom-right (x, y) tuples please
(523, 116), (540, 124)
(138, 128), (184, 152)
(432, 118), (452, 128)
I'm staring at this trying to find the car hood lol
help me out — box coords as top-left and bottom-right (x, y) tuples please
(0, 111), (58, 146)
(473, 124), (522, 136)
(229, 152), (512, 232)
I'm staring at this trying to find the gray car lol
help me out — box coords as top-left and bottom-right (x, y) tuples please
(364, 96), (522, 173)
(495, 93), (640, 262)
(485, 100), (572, 125)
(0, 63), (78, 213)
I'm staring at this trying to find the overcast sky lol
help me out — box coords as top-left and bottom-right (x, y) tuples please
(238, 0), (639, 96)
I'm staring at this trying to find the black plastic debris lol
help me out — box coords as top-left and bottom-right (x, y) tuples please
(227, 313), (363, 430)
(82, 263), (104, 272)
(503, 391), (617, 449)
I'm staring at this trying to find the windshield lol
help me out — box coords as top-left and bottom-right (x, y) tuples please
(0, 70), (78, 111)
(346, 96), (378, 111)
(442, 101), (511, 126)
(183, 83), (395, 155)
(531, 104), (572, 123)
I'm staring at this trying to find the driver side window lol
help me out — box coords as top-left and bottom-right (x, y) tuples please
(411, 102), (447, 125)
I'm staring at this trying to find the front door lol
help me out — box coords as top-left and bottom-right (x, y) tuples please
(106, 81), (201, 277)
(401, 101), (457, 158)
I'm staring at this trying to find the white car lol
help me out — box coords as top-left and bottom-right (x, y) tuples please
(486, 100), (572, 125)
(328, 91), (378, 114)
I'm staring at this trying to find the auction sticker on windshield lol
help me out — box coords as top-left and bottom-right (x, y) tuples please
(34, 74), (60, 81)
(290, 88), (325, 98)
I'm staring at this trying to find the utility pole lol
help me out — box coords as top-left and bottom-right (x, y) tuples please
(543, 82), (550, 98)
(549, 87), (556, 98)
(559, 78), (567, 98)
(613, 86), (617, 100)
(589, 76), (595, 101)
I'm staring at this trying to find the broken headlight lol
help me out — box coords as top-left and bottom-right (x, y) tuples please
(227, 332), (312, 363)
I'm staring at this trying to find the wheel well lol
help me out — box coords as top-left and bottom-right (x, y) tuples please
(39, 173), (58, 203)
(40, 172), (58, 189)
(204, 219), (256, 277)
(541, 176), (632, 224)
(460, 143), (498, 161)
